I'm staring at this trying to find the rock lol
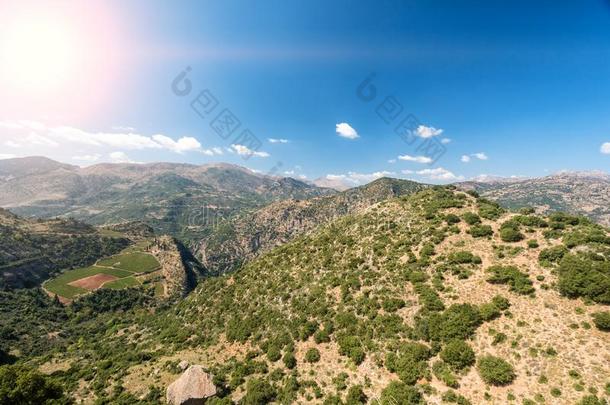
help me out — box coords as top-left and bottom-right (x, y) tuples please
(178, 360), (189, 371)
(166, 365), (217, 405)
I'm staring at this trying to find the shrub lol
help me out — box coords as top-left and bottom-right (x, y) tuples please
(462, 212), (481, 225)
(426, 304), (482, 342)
(440, 340), (475, 370)
(382, 298), (406, 313)
(445, 214), (461, 225)
(478, 303), (501, 321)
(538, 245), (569, 266)
(448, 251), (482, 265)
(477, 355), (516, 386)
(491, 295), (510, 310)
(380, 381), (424, 405)
(469, 225), (494, 238)
(282, 352), (297, 369)
(478, 200), (505, 220)
(500, 227), (524, 243)
(266, 344), (281, 362)
(337, 336), (365, 365)
(305, 348), (321, 363)
(346, 385), (367, 404)
(241, 378), (276, 405)
(557, 254), (610, 304)
(385, 342), (431, 385)
(577, 395), (608, 405)
(486, 265), (534, 295)
(592, 311), (610, 331)
(527, 240), (539, 248)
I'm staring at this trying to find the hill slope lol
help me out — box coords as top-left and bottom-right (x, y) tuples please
(459, 171), (610, 226)
(197, 177), (428, 274)
(26, 187), (609, 404)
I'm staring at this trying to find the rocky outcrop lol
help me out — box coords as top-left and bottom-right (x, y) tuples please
(147, 236), (205, 297)
(166, 365), (216, 405)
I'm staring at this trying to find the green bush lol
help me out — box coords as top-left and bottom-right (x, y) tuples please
(337, 336), (365, 364)
(500, 227), (524, 243)
(477, 355), (516, 386)
(538, 245), (569, 266)
(592, 311), (610, 331)
(448, 251), (482, 265)
(486, 265), (534, 295)
(380, 381), (424, 404)
(282, 352), (297, 369)
(469, 225), (494, 238)
(577, 395), (608, 405)
(527, 239), (539, 248)
(440, 340), (475, 370)
(423, 304), (482, 342)
(346, 385), (367, 404)
(305, 348), (321, 363)
(385, 342), (431, 385)
(557, 254), (610, 304)
(462, 212), (481, 225)
(0, 364), (64, 404)
(478, 200), (505, 220)
(241, 378), (276, 404)
(445, 214), (461, 225)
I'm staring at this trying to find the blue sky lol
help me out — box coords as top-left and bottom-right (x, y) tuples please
(1, 0), (609, 186)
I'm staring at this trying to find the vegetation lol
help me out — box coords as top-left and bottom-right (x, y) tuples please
(592, 311), (610, 331)
(477, 355), (516, 386)
(486, 265), (535, 295)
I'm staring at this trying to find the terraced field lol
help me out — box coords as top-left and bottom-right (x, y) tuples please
(44, 250), (160, 300)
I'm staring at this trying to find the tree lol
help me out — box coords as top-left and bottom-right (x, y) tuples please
(241, 378), (276, 405)
(380, 381), (424, 405)
(0, 364), (64, 404)
(500, 227), (524, 243)
(440, 340), (475, 370)
(477, 356), (516, 386)
(346, 385), (367, 404)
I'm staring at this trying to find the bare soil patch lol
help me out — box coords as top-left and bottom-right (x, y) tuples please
(68, 274), (118, 290)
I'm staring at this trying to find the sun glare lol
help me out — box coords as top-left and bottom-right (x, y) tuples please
(1, 13), (77, 92)
(0, 2), (125, 120)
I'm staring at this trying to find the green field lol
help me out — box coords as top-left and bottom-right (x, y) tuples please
(96, 252), (159, 273)
(44, 266), (132, 299)
(45, 245), (161, 300)
(104, 276), (140, 289)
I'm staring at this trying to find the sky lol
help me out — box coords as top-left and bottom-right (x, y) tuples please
(1, 0), (610, 187)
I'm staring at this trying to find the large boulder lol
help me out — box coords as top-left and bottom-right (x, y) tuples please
(166, 365), (217, 405)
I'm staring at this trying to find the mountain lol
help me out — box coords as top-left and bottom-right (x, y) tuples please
(0, 208), (129, 289)
(459, 171), (610, 226)
(11, 186), (608, 404)
(197, 177), (428, 274)
(0, 157), (334, 242)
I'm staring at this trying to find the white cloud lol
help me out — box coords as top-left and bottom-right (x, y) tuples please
(284, 170), (295, 175)
(230, 144), (270, 158)
(336, 122), (359, 139)
(601, 142), (610, 154)
(268, 138), (289, 144)
(416, 125), (443, 138)
(0, 120), (219, 155)
(401, 169), (414, 174)
(461, 152), (488, 163)
(320, 170), (394, 188)
(72, 154), (101, 162)
(398, 154), (433, 164)
(4, 140), (21, 148)
(109, 151), (140, 164)
(152, 134), (202, 153)
(0, 154), (17, 160)
(441, 138), (451, 144)
(388, 159), (396, 164)
(416, 167), (464, 181)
